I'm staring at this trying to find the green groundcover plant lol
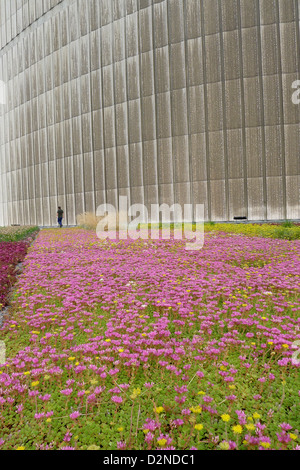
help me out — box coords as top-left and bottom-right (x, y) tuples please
(0, 226), (39, 243)
(0, 227), (299, 450)
(142, 222), (300, 241)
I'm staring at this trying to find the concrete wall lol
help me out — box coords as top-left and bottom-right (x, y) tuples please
(0, 0), (299, 226)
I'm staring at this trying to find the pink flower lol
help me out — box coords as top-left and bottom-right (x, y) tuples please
(172, 419), (184, 427)
(66, 379), (75, 386)
(69, 411), (80, 420)
(175, 395), (186, 404)
(253, 394), (262, 400)
(117, 441), (126, 450)
(144, 382), (154, 389)
(16, 404), (24, 414)
(87, 393), (96, 402)
(276, 431), (291, 444)
(39, 394), (51, 401)
(235, 410), (247, 425)
(143, 419), (160, 432)
(145, 432), (154, 444)
(245, 434), (260, 446)
(202, 395), (213, 403)
(259, 437), (271, 447)
(279, 423), (293, 431)
(60, 388), (73, 396)
(111, 396), (123, 404)
(63, 432), (72, 442)
(174, 385), (188, 394)
(278, 358), (289, 366)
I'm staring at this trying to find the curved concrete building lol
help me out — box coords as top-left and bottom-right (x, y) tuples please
(0, 0), (299, 226)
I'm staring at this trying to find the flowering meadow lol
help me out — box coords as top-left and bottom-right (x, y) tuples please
(0, 227), (39, 312)
(0, 226), (39, 243)
(0, 227), (299, 450)
(205, 222), (300, 241)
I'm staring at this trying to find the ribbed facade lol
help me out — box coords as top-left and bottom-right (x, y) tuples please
(0, 0), (299, 226)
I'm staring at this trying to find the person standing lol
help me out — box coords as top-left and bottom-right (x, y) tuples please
(57, 207), (64, 228)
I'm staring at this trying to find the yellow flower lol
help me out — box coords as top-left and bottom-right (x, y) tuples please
(228, 385), (236, 390)
(118, 349), (124, 353)
(154, 406), (164, 414)
(117, 427), (124, 432)
(105, 339), (111, 342)
(221, 414), (231, 422)
(219, 441), (230, 450)
(130, 388), (142, 399)
(282, 344), (289, 349)
(246, 423), (255, 431)
(16, 446), (25, 450)
(260, 441), (271, 449)
(87, 445), (100, 450)
(220, 365), (227, 371)
(232, 425), (243, 434)
(197, 391), (205, 395)
(290, 433), (297, 440)
(194, 424), (203, 431)
(190, 406), (202, 414)
(68, 357), (76, 361)
(253, 412), (261, 420)
(46, 418), (52, 423)
(24, 371), (30, 376)
(31, 381), (39, 387)
(157, 439), (167, 447)
(44, 375), (51, 380)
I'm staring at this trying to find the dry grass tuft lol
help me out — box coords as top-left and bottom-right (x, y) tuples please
(76, 211), (129, 231)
